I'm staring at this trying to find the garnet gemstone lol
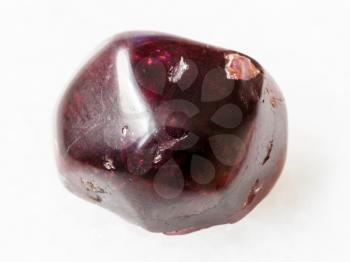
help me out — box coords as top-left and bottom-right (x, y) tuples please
(56, 32), (287, 234)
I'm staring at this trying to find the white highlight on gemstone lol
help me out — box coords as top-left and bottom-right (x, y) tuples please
(168, 57), (189, 83)
(115, 49), (156, 148)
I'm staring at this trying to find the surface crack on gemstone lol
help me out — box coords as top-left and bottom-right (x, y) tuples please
(158, 134), (188, 151)
(262, 140), (273, 165)
(89, 194), (103, 203)
(66, 123), (102, 153)
(243, 179), (262, 208)
(153, 132), (189, 164)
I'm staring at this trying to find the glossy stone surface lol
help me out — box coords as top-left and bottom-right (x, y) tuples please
(56, 32), (287, 234)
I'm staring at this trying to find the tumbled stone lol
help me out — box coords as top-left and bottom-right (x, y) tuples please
(56, 31), (287, 234)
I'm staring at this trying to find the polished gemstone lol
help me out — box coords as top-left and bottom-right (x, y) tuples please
(56, 32), (287, 234)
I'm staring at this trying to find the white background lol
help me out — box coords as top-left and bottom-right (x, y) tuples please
(0, 0), (349, 261)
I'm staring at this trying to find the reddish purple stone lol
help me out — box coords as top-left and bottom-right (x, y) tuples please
(56, 32), (287, 234)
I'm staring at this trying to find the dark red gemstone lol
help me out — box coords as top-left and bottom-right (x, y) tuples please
(56, 32), (287, 234)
